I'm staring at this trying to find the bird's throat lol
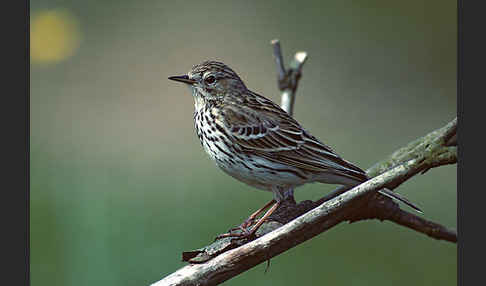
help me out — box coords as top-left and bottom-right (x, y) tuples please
(193, 94), (206, 112)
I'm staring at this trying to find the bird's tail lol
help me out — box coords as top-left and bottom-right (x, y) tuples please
(321, 171), (423, 213)
(378, 188), (423, 214)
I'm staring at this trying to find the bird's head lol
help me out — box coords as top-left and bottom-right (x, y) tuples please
(169, 61), (247, 101)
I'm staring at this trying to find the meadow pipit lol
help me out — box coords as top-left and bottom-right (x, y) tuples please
(169, 61), (421, 239)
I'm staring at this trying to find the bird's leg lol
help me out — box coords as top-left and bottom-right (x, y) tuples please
(215, 188), (287, 241)
(215, 200), (276, 241)
(214, 201), (281, 241)
(230, 201), (281, 241)
(232, 186), (286, 238)
(246, 201), (281, 236)
(235, 199), (276, 231)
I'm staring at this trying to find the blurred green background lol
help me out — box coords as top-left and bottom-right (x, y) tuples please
(30, 0), (456, 285)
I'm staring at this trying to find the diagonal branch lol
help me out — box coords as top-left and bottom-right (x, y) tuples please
(151, 41), (457, 286)
(153, 136), (456, 285)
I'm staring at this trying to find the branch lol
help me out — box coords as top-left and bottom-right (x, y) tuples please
(153, 143), (456, 285)
(151, 42), (457, 286)
(320, 117), (457, 202)
(271, 39), (308, 116)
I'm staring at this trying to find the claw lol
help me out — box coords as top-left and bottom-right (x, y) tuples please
(240, 218), (256, 229)
(230, 232), (256, 243)
(214, 230), (248, 241)
(215, 223), (254, 241)
(225, 217), (255, 235)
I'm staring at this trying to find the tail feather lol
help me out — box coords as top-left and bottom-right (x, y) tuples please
(319, 170), (423, 214)
(378, 188), (423, 214)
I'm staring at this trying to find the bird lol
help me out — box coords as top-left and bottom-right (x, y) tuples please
(168, 60), (421, 239)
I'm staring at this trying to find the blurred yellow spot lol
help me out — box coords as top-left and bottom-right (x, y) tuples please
(30, 10), (81, 64)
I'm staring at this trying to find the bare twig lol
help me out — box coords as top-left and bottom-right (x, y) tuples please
(366, 205), (458, 243)
(271, 39), (308, 116)
(271, 39), (286, 82)
(151, 42), (457, 286)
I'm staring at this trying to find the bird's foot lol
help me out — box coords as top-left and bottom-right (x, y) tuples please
(228, 231), (257, 242)
(214, 221), (257, 241)
(214, 201), (281, 242)
(240, 217), (257, 229)
(214, 230), (246, 241)
(226, 217), (256, 233)
(213, 217), (256, 240)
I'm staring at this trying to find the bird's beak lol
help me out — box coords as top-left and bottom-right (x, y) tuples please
(168, 75), (196, 85)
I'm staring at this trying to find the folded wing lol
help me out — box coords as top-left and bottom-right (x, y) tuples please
(219, 92), (368, 183)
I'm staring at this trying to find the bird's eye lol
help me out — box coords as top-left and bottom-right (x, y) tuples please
(204, 75), (216, 84)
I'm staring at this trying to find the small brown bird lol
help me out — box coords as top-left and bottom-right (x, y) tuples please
(169, 61), (421, 239)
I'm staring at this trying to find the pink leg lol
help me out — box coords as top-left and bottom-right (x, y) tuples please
(238, 199), (276, 229)
(215, 201), (281, 241)
(245, 201), (281, 237)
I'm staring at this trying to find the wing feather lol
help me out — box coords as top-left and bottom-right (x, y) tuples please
(218, 92), (367, 182)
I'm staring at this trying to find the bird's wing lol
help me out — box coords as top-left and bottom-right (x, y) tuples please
(219, 92), (367, 182)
